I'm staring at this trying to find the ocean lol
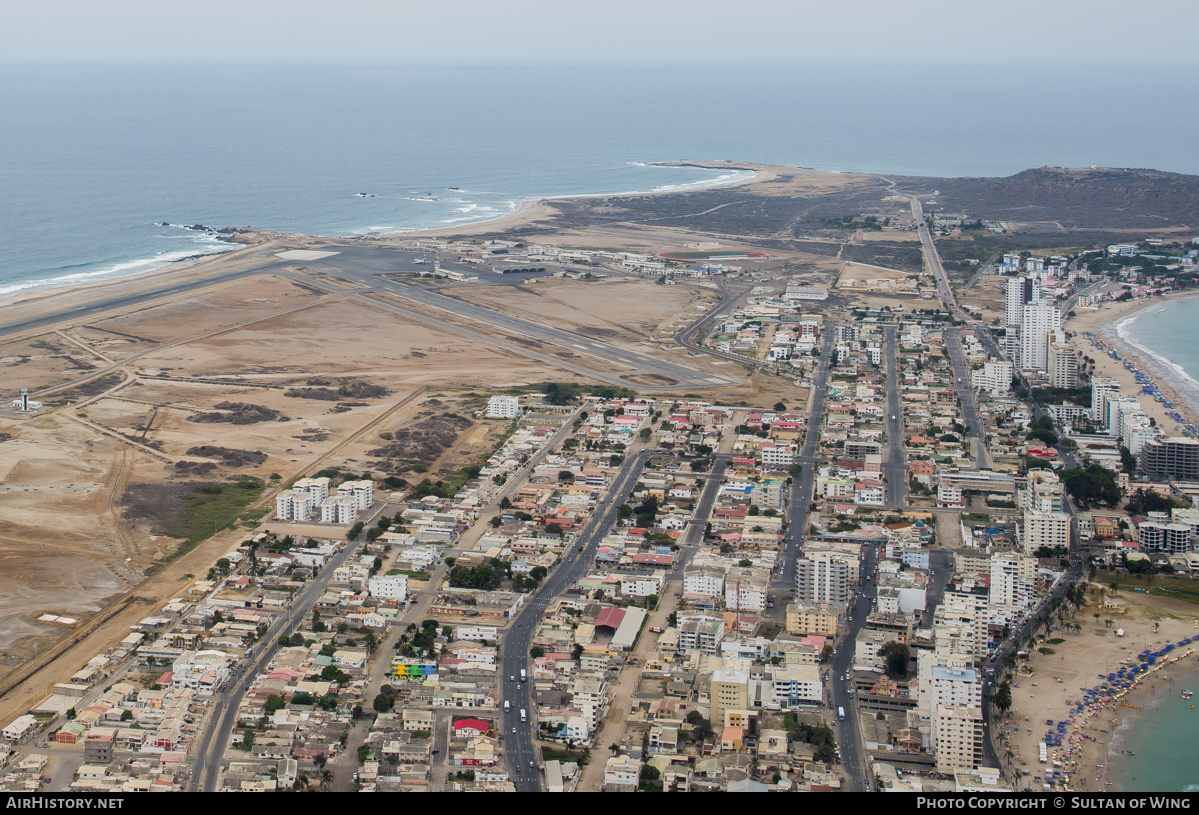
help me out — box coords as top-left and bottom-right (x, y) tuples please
(1111, 664), (1199, 793)
(1116, 297), (1199, 414)
(2, 60), (1199, 298)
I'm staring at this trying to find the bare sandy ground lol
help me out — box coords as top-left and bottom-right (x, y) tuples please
(0, 162), (850, 716)
(1002, 590), (1199, 792)
(446, 277), (709, 348)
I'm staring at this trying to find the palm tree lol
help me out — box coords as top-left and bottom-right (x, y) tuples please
(1094, 613), (1101, 626)
(1109, 582), (1118, 597)
(1104, 618), (1114, 629)
(1153, 621), (1160, 634)
(993, 681), (1013, 716)
(294, 772), (309, 791)
(319, 769), (334, 791)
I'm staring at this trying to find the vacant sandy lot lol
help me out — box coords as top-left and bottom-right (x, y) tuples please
(0, 332), (109, 393)
(0, 413), (154, 660)
(84, 275), (323, 346)
(447, 277), (709, 347)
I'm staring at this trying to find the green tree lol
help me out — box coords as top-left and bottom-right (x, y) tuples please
(993, 681), (1013, 717)
(373, 692), (394, 713)
(243, 728), (255, 750)
(691, 718), (715, 742)
(878, 641), (911, 678)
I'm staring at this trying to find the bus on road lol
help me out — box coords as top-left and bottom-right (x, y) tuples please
(837, 706), (846, 721)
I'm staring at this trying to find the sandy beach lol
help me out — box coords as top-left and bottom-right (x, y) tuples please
(1000, 591), (1199, 792)
(1066, 293), (1199, 437)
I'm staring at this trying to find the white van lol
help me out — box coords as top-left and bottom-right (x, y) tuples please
(504, 700), (510, 711)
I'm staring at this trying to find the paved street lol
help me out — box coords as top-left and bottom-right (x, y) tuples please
(500, 448), (655, 791)
(779, 328), (837, 588)
(883, 325), (907, 508)
(192, 538), (365, 791)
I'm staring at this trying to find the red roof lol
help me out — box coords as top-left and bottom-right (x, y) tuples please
(594, 607), (626, 631)
(453, 718), (489, 732)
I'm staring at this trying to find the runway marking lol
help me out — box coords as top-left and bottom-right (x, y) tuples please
(275, 249), (340, 261)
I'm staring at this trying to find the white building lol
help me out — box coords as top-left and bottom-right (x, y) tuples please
(3, 714), (38, 743)
(620, 570), (666, 599)
(929, 667), (982, 733)
(603, 757), (641, 788)
(934, 706), (984, 774)
(1024, 470), (1064, 514)
(784, 286), (829, 301)
(368, 574), (409, 603)
(988, 551), (1032, 621)
(486, 395), (521, 419)
(765, 664), (823, 708)
(761, 442), (796, 468)
(1047, 343), (1078, 389)
(293, 476), (331, 507)
(1091, 377), (1120, 424)
(937, 482), (965, 508)
(1022, 511), (1071, 555)
(337, 480), (374, 512)
(724, 569), (769, 612)
(1005, 276), (1039, 327)
(795, 552), (850, 607)
(676, 614), (725, 654)
(971, 359), (1013, 396)
(683, 566), (725, 600)
(1018, 301), (1060, 372)
(320, 496), (358, 524)
(454, 625), (499, 643)
(276, 489), (314, 521)
(935, 591), (989, 660)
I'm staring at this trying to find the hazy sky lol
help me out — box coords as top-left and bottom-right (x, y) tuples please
(4, 0), (1197, 64)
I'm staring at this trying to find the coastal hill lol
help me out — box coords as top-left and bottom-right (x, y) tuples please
(894, 166), (1199, 231)
(424, 164), (1199, 263)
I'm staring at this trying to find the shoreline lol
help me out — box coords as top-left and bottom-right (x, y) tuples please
(1105, 659), (1199, 792)
(0, 161), (764, 307)
(1002, 613), (1199, 794)
(1066, 291), (1199, 438)
(1111, 295), (1199, 421)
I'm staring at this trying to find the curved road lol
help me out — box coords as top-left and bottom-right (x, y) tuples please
(673, 278), (766, 370)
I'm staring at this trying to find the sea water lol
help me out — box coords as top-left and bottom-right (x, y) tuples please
(2, 61), (1199, 299)
(1116, 298), (1199, 413)
(1112, 667), (1199, 792)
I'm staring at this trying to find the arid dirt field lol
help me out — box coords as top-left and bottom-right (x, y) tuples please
(446, 277), (707, 347)
(0, 262), (776, 678)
